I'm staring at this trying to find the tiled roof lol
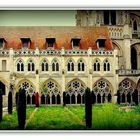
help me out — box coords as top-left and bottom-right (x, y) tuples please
(0, 26), (113, 50)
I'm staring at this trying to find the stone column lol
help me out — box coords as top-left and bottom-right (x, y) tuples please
(123, 24), (131, 69)
(61, 47), (65, 104)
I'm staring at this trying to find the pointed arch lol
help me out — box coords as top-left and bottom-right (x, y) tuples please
(103, 58), (110, 71)
(93, 58), (101, 71)
(16, 58), (24, 71)
(112, 41), (123, 56)
(41, 78), (61, 97)
(93, 78), (113, 103)
(40, 58), (49, 71)
(51, 58), (60, 71)
(119, 78), (137, 104)
(67, 58), (75, 72)
(77, 58), (86, 71)
(27, 58), (35, 71)
(131, 47), (138, 69)
(16, 79), (35, 94)
(0, 81), (6, 95)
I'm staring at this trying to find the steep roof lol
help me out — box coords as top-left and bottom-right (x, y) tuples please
(0, 26), (112, 50)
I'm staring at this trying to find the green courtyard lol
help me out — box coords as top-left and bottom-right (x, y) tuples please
(1, 103), (140, 130)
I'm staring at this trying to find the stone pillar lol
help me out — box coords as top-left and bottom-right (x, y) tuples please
(88, 47), (93, 91)
(112, 50), (119, 104)
(61, 47), (65, 104)
(123, 24), (131, 69)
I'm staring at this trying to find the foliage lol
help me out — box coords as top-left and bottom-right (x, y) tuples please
(8, 91), (13, 114)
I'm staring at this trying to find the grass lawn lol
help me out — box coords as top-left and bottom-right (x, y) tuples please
(1, 104), (140, 130)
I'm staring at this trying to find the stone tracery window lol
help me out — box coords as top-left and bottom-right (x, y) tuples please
(93, 59), (100, 71)
(103, 59), (110, 71)
(41, 59), (49, 71)
(67, 59), (74, 71)
(92, 79), (112, 103)
(52, 59), (59, 71)
(18, 81), (35, 94)
(118, 79), (136, 104)
(66, 79), (85, 104)
(28, 59), (35, 71)
(41, 79), (61, 104)
(17, 59), (24, 71)
(78, 59), (85, 71)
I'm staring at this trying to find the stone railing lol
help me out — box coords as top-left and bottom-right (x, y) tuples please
(132, 30), (140, 39)
(92, 50), (114, 55)
(39, 50), (61, 55)
(0, 49), (9, 56)
(118, 69), (140, 76)
(108, 25), (123, 39)
(0, 49), (114, 56)
(14, 49), (36, 56)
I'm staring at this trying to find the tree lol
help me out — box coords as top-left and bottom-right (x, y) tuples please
(85, 87), (92, 129)
(17, 88), (26, 129)
(0, 89), (3, 122)
(35, 92), (39, 107)
(8, 91), (13, 114)
(63, 92), (66, 107)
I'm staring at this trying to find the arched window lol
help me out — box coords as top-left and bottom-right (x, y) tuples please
(103, 59), (110, 71)
(133, 20), (137, 31)
(17, 59), (24, 71)
(93, 59), (100, 71)
(41, 59), (49, 71)
(131, 47), (137, 69)
(28, 59), (35, 71)
(52, 59), (59, 71)
(67, 59), (74, 71)
(78, 59), (85, 71)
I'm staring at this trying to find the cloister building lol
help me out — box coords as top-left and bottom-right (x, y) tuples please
(0, 10), (140, 106)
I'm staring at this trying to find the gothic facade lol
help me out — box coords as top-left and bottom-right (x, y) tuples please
(0, 10), (140, 106)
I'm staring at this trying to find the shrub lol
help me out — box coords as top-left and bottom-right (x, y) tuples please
(8, 91), (13, 114)
(85, 87), (92, 128)
(17, 88), (26, 129)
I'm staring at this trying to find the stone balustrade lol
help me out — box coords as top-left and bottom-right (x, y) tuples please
(118, 69), (140, 76)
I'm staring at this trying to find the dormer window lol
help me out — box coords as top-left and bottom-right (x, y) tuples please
(46, 38), (55, 48)
(96, 39), (106, 48)
(21, 38), (31, 48)
(0, 38), (6, 49)
(71, 38), (81, 48)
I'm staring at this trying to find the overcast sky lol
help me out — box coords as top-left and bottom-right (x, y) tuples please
(0, 10), (76, 26)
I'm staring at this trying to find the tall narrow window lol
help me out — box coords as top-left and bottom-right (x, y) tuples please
(52, 59), (59, 71)
(104, 11), (109, 25)
(67, 59), (74, 72)
(103, 10), (116, 25)
(2, 60), (6, 71)
(110, 11), (116, 25)
(133, 20), (137, 31)
(103, 59), (110, 71)
(41, 59), (48, 71)
(28, 59), (35, 71)
(78, 59), (85, 71)
(17, 59), (24, 71)
(131, 47), (137, 69)
(93, 59), (100, 71)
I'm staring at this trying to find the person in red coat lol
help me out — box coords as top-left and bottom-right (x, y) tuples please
(35, 92), (39, 107)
